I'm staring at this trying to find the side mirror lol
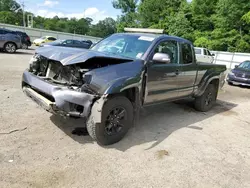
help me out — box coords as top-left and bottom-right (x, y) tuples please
(153, 53), (171, 64)
(235, 65), (239, 68)
(212, 53), (215, 56)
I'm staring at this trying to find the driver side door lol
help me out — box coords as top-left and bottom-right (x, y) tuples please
(145, 40), (180, 104)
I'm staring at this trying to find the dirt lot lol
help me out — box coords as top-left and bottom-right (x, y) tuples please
(0, 49), (250, 188)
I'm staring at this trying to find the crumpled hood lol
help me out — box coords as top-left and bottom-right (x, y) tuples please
(35, 46), (133, 65)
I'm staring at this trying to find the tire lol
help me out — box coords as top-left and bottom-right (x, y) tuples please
(194, 84), (217, 112)
(4, 42), (17, 53)
(22, 43), (28, 49)
(87, 96), (134, 145)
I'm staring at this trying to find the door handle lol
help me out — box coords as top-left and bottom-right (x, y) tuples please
(163, 70), (180, 78)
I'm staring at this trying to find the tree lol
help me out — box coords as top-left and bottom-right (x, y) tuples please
(0, 11), (17, 24)
(242, 11), (250, 24)
(167, 12), (193, 39)
(0, 0), (20, 11)
(112, 0), (138, 13)
(1, 0), (250, 52)
(191, 0), (217, 16)
(88, 18), (116, 37)
(112, 0), (139, 32)
(215, 0), (250, 30)
(138, 0), (184, 28)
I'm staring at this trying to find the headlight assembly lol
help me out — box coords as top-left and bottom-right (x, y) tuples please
(29, 54), (40, 72)
(228, 72), (235, 76)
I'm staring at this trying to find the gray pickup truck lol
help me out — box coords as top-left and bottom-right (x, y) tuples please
(22, 28), (226, 145)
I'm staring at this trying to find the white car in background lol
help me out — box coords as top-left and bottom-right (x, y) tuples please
(195, 47), (215, 63)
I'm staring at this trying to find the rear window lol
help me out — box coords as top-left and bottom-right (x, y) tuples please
(182, 43), (194, 64)
(195, 48), (201, 54)
(207, 50), (212, 56)
(48, 37), (57, 41)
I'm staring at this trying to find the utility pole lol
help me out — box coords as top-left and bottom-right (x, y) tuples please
(21, 1), (26, 28)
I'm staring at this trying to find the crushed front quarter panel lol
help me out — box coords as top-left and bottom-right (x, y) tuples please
(85, 60), (145, 94)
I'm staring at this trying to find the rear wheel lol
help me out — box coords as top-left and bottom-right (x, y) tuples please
(87, 96), (134, 145)
(22, 43), (28, 49)
(4, 42), (17, 53)
(194, 84), (217, 112)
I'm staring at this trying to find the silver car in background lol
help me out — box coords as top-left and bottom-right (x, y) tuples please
(0, 28), (22, 53)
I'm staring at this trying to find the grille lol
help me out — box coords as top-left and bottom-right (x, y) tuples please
(235, 73), (250, 79)
(46, 61), (82, 85)
(47, 61), (71, 82)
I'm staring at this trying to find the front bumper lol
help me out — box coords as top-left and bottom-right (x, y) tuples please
(227, 75), (250, 87)
(22, 70), (95, 117)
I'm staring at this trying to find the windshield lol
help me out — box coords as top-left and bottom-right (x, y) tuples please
(238, 61), (250, 69)
(91, 34), (155, 59)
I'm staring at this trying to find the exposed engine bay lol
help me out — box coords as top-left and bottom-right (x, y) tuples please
(29, 54), (132, 89)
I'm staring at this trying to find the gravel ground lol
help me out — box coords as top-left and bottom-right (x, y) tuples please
(0, 49), (250, 188)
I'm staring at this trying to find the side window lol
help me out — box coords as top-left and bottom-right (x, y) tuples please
(48, 37), (56, 41)
(207, 50), (212, 56)
(0, 29), (7, 34)
(154, 40), (178, 64)
(74, 40), (81, 45)
(204, 49), (208, 55)
(64, 40), (73, 44)
(181, 43), (194, 64)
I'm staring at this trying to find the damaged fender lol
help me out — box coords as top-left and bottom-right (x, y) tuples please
(85, 60), (145, 95)
(85, 61), (145, 123)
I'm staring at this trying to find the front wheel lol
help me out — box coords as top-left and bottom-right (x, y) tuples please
(194, 84), (217, 112)
(4, 42), (17, 53)
(87, 96), (134, 145)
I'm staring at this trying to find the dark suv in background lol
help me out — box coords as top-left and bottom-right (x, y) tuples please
(0, 28), (22, 53)
(15, 31), (32, 49)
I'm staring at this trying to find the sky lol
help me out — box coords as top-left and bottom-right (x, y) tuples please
(19, 0), (121, 24)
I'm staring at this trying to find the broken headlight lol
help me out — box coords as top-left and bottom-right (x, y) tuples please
(29, 54), (47, 76)
(83, 74), (92, 84)
(29, 54), (40, 72)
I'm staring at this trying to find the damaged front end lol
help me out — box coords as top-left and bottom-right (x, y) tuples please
(22, 55), (97, 118)
(22, 47), (144, 119)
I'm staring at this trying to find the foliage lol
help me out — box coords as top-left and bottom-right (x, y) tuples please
(0, 0), (116, 38)
(138, 0), (184, 28)
(242, 11), (250, 24)
(1, 0), (250, 52)
(112, 0), (138, 13)
(88, 17), (117, 37)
